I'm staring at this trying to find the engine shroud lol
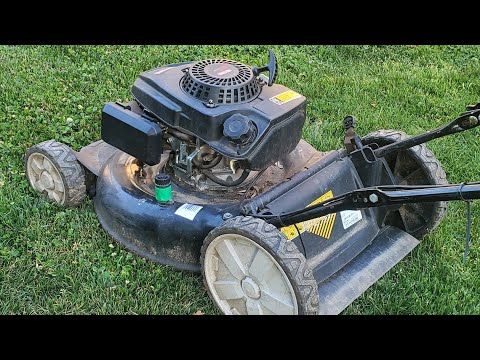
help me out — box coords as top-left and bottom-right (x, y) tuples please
(131, 59), (307, 170)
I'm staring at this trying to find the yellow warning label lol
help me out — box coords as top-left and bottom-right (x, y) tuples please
(281, 190), (337, 241)
(270, 90), (302, 105)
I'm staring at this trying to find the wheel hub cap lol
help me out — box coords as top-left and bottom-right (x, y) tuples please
(40, 171), (54, 189)
(241, 277), (260, 299)
(26, 153), (66, 204)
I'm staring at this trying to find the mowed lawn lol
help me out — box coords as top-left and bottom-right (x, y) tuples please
(1, 45), (480, 315)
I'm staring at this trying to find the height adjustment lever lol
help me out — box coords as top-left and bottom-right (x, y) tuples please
(343, 115), (363, 153)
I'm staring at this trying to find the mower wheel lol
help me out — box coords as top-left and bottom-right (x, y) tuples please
(25, 140), (86, 207)
(201, 216), (319, 315)
(362, 130), (448, 238)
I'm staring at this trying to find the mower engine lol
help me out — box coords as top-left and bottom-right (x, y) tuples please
(101, 51), (306, 192)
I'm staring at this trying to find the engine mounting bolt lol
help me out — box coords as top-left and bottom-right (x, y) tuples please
(369, 193), (379, 203)
(223, 212), (233, 220)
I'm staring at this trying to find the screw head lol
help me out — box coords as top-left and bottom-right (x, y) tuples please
(222, 212), (233, 220)
(369, 193), (379, 203)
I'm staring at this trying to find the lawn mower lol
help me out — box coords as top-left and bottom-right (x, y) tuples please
(25, 50), (480, 315)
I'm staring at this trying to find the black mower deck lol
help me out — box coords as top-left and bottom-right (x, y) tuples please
(78, 140), (423, 315)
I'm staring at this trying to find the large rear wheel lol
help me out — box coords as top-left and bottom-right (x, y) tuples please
(200, 216), (319, 315)
(362, 130), (448, 238)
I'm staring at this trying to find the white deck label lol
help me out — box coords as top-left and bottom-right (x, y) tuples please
(340, 210), (362, 229)
(175, 203), (203, 221)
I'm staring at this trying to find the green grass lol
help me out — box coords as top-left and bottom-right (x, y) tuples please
(1, 45), (480, 315)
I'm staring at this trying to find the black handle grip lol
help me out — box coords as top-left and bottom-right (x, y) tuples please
(252, 49), (278, 86)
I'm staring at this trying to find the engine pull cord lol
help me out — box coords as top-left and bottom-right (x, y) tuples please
(458, 182), (473, 262)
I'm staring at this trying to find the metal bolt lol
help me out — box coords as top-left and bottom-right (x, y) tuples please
(369, 193), (379, 203)
(222, 212), (233, 220)
(462, 116), (479, 128)
(469, 116), (479, 125)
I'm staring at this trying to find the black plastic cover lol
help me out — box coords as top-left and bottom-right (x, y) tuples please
(101, 102), (163, 165)
(131, 62), (307, 170)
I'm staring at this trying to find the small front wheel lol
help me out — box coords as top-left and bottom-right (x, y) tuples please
(200, 216), (319, 315)
(25, 140), (86, 207)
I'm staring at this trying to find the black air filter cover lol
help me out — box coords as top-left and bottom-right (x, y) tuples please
(181, 59), (262, 105)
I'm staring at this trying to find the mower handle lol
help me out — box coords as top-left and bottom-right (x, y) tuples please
(263, 182), (480, 228)
(373, 105), (480, 158)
